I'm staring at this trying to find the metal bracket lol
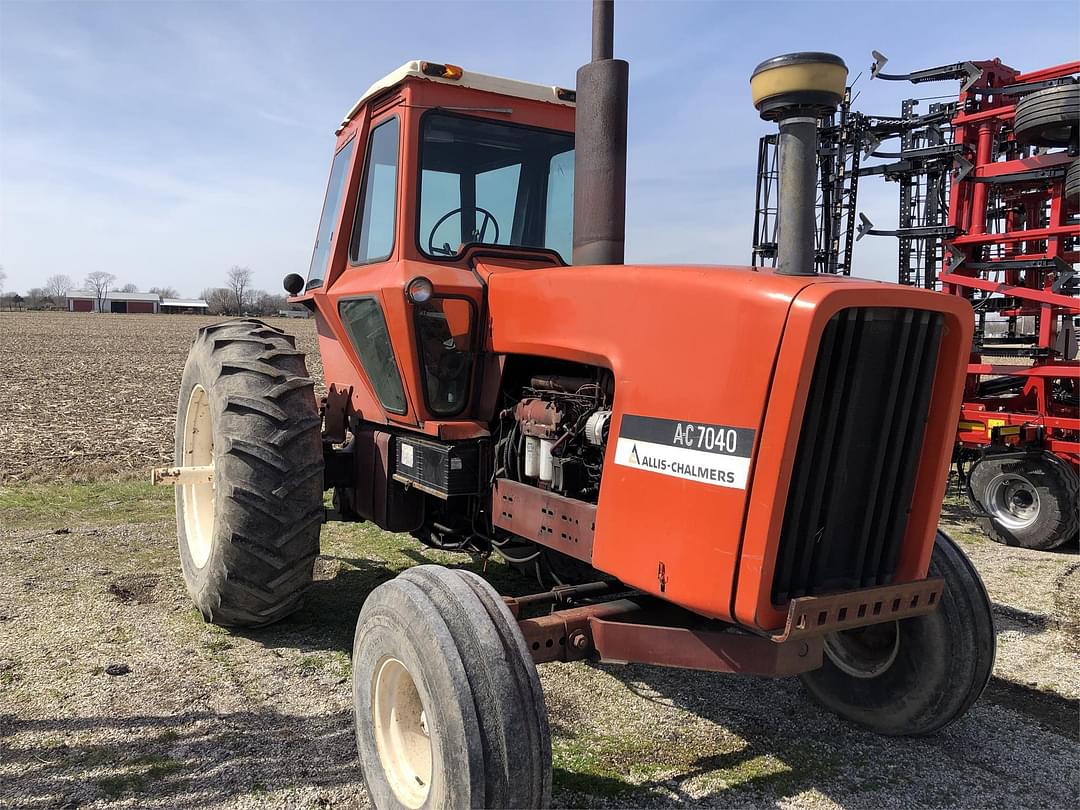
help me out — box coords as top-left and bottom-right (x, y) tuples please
(947, 243), (966, 273)
(770, 577), (945, 643)
(322, 384), (352, 445)
(953, 155), (974, 182)
(856, 212), (875, 241)
(516, 597), (823, 677)
(871, 52), (982, 92)
(857, 214), (959, 241)
(151, 465), (214, 486)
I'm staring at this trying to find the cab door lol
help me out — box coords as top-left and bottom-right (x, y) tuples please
(310, 108), (421, 427)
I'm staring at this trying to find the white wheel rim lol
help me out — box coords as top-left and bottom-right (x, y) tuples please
(984, 472), (1040, 530)
(180, 384), (215, 568)
(824, 621), (901, 679)
(372, 656), (432, 809)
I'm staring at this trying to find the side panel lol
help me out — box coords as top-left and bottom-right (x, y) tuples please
(486, 263), (813, 621)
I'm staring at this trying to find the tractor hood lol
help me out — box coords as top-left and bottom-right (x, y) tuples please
(478, 261), (971, 628)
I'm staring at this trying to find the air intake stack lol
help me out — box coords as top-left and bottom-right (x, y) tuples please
(752, 53), (847, 275)
(572, 0), (629, 265)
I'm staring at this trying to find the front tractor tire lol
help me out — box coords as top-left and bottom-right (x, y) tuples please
(800, 531), (995, 736)
(175, 318), (324, 627)
(353, 565), (551, 810)
(968, 451), (1079, 550)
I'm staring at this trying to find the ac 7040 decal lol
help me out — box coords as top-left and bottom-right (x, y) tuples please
(613, 414), (755, 489)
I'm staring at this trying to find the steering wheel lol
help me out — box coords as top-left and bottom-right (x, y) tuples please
(427, 206), (500, 256)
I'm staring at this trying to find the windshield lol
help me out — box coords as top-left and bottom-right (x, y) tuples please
(418, 112), (574, 262)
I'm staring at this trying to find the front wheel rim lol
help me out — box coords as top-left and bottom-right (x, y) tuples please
(824, 621), (901, 679)
(180, 384), (215, 568)
(984, 472), (1040, 530)
(372, 656), (433, 809)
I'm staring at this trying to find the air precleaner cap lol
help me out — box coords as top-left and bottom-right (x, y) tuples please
(751, 51), (847, 120)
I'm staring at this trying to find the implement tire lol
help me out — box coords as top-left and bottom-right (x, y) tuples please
(352, 565), (551, 809)
(969, 452), (1079, 550)
(1065, 159), (1079, 207)
(175, 318), (323, 627)
(1013, 84), (1079, 149)
(799, 530), (995, 735)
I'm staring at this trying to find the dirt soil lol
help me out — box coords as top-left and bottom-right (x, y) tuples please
(0, 312), (321, 484)
(1, 311), (1078, 809)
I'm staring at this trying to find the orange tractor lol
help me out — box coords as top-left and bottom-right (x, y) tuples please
(159, 3), (995, 807)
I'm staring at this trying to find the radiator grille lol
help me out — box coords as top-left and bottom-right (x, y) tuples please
(771, 307), (944, 604)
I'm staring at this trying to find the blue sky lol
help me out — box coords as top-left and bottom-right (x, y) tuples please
(1, 0), (1077, 296)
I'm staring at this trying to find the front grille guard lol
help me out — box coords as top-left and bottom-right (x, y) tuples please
(770, 577), (944, 643)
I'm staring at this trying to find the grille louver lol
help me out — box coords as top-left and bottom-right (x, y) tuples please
(772, 307), (944, 604)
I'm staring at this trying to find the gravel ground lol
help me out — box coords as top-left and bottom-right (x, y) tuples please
(1, 310), (1077, 809)
(1, 493), (1077, 809)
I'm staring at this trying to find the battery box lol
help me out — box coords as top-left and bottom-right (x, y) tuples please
(393, 435), (481, 498)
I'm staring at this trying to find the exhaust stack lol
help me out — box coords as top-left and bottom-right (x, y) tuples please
(751, 53), (847, 275)
(572, 0), (629, 266)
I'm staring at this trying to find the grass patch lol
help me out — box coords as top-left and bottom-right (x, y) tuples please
(0, 480), (173, 529)
(553, 732), (674, 797)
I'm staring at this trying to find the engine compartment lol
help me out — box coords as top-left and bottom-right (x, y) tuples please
(499, 371), (613, 502)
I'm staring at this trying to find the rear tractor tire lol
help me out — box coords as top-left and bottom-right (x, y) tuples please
(352, 565), (551, 809)
(800, 530), (995, 735)
(175, 318), (324, 627)
(968, 451), (1079, 550)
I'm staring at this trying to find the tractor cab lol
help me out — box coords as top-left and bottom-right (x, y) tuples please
(291, 61), (578, 430)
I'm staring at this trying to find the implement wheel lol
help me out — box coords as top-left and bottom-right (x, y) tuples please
(1013, 84), (1079, 149)
(175, 318), (323, 626)
(800, 531), (995, 735)
(968, 452), (1079, 550)
(353, 566), (551, 809)
(1065, 159), (1079, 207)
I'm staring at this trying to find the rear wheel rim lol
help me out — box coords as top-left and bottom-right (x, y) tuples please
(824, 621), (900, 679)
(180, 384), (215, 568)
(372, 656), (432, 809)
(984, 472), (1040, 530)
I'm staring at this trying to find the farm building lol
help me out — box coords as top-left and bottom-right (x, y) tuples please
(68, 290), (160, 314)
(67, 291), (209, 314)
(161, 298), (211, 314)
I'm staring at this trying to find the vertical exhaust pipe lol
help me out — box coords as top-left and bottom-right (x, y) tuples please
(572, 0), (629, 265)
(751, 53), (847, 275)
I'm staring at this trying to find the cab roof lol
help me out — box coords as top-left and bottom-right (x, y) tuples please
(338, 60), (575, 132)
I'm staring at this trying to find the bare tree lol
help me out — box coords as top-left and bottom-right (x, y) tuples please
(45, 274), (72, 299)
(199, 287), (233, 315)
(0, 266), (6, 296)
(24, 287), (49, 309)
(85, 271), (116, 313)
(227, 266), (253, 314)
(149, 286), (179, 299)
(119, 282), (140, 293)
(249, 290), (287, 316)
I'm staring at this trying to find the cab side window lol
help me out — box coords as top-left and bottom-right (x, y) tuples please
(350, 118), (401, 264)
(306, 138), (356, 288)
(339, 297), (408, 414)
